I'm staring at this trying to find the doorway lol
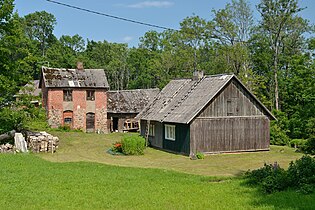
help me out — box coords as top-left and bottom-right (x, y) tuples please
(86, 113), (95, 132)
(112, 117), (118, 132)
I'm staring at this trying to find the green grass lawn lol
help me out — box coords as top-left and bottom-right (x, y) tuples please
(1, 131), (313, 209)
(38, 131), (303, 177)
(1, 154), (315, 210)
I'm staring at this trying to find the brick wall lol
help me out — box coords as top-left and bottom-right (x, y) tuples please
(47, 89), (63, 128)
(45, 88), (108, 133)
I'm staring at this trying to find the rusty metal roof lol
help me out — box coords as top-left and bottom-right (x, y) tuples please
(40, 66), (109, 88)
(137, 74), (275, 124)
(107, 88), (160, 114)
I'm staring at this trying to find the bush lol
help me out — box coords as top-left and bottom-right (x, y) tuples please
(287, 155), (315, 193)
(289, 139), (306, 149)
(57, 125), (71, 131)
(121, 135), (145, 155)
(246, 155), (315, 194)
(270, 110), (290, 146)
(301, 135), (315, 155)
(196, 152), (205, 159)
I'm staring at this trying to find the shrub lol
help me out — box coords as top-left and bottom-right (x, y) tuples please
(57, 125), (71, 132)
(121, 135), (145, 155)
(287, 155), (315, 193)
(289, 139), (306, 149)
(270, 110), (290, 146)
(196, 152), (205, 159)
(246, 156), (315, 194)
(301, 135), (315, 155)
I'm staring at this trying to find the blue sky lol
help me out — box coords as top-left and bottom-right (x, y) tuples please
(14, 0), (315, 47)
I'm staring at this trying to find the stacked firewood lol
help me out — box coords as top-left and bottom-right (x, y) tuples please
(0, 143), (14, 153)
(27, 132), (59, 153)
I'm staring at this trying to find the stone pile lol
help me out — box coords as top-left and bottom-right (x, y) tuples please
(0, 143), (14, 153)
(27, 132), (59, 153)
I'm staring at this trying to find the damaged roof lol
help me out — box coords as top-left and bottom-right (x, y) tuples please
(107, 88), (160, 114)
(137, 74), (275, 124)
(17, 80), (41, 96)
(40, 66), (109, 88)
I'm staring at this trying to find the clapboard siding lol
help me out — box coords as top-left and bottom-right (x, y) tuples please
(190, 116), (270, 153)
(199, 80), (265, 117)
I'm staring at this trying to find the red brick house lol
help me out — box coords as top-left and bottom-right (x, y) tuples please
(39, 66), (109, 133)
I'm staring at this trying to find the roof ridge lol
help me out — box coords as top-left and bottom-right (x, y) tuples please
(108, 88), (159, 93)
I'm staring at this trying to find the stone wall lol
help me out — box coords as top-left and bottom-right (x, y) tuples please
(95, 90), (107, 133)
(48, 109), (62, 128)
(96, 107), (107, 133)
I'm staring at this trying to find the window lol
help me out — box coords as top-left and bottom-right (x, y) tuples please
(227, 99), (233, 116)
(165, 124), (175, 141)
(149, 124), (155, 136)
(64, 117), (72, 125)
(86, 90), (95, 101)
(63, 90), (72, 101)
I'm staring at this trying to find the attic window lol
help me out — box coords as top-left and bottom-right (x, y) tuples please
(86, 90), (95, 101)
(63, 90), (73, 101)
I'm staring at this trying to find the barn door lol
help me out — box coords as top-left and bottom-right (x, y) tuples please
(86, 113), (95, 132)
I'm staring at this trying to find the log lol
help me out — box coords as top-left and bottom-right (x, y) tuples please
(0, 130), (16, 141)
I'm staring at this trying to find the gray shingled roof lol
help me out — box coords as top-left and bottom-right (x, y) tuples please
(40, 66), (109, 88)
(137, 74), (275, 124)
(18, 80), (41, 96)
(107, 88), (160, 114)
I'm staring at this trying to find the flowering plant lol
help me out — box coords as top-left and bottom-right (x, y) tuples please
(112, 142), (122, 153)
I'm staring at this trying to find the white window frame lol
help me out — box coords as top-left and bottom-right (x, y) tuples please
(165, 124), (175, 141)
(149, 124), (155, 136)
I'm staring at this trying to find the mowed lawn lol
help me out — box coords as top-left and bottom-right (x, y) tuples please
(1, 154), (315, 210)
(1, 131), (314, 209)
(39, 131), (303, 177)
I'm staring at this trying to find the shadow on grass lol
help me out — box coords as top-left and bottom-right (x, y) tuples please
(240, 178), (315, 209)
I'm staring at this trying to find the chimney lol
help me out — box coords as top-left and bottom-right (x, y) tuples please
(76, 62), (84, 70)
(192, 71), (204, 80)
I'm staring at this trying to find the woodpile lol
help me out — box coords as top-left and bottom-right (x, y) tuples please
(0, 143), (14, 153)
(26, 131), (59, 153)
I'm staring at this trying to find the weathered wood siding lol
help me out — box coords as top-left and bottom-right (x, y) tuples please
(140, 120), (163, 148)
(163, 123), (190, 155)
(199, 80), (266, 117)
(190, 80), (270, 154)
(190, 116), (270, 153)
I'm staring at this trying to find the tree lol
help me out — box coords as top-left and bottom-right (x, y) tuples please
(60, 34), (85, 54)
(0, 0), (14, 33)
(210, 0), (254, 76)
(179, 15), (209, 72)
(24, 11), (57, 57)
(257, 0), (310, 110)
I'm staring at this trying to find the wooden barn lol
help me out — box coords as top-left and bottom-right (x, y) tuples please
(137, 74), (275, 155)
(107, 88), (159, 132)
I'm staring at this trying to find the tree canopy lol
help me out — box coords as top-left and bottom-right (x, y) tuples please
(0, 0), (314, 144)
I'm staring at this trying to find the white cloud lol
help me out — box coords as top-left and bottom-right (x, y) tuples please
(123, 36), (133, 42)
(119, 1), (174, 9)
